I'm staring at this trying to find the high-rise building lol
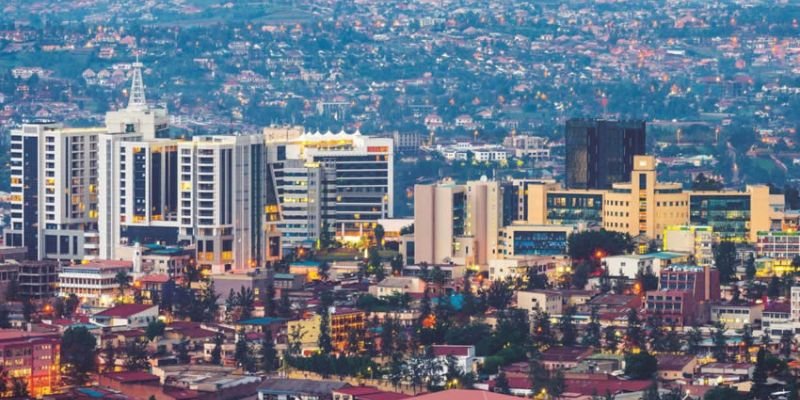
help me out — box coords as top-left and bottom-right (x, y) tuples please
(6, 122), (103, 261)
(412, 178), (501, 266)
(177, 135), (271, 274)
(265, 128), (394, 252)
(98, 61), (173, 259)
(565, 119), (646, 189)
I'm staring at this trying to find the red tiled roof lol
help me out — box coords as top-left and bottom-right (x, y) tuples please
(564, 379), (652, 395)
(541, 346), (592, 362)
(139, 274), (170, 284)
(360, 393), (411, 400)
(103, 371), (159, 383)
(334, 386), (382, 396)
(413, 389), (520, 400)
(94, 304), (156, 318)
(431, 345), (472, 357)
(764, 302), (791, 313)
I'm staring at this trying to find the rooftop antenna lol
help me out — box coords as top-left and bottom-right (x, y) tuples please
(128, 52), (147, 111)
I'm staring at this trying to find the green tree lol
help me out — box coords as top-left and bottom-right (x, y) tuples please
(278, 290), (292, 317)
(744, 254), (756, 280)
(210, 334), (223, 365)
(527, 268), (549, 290)
(532, 310), (555, 346)
(373, 224), (385, 249)
(390, 256), (404, 276)
(175, 341), (191, 364)
(713, 241), (737, 283)
(124, 338), (150, 371)
(704, 386), (745, 400)
(103, 341), (116, 373)
(318, 261), (331, 281)
(584, 306), (602, 347)
(61, 327), (97, 385)
(265, 283), (277, 317)
(560, 306), (577, 346)
(625, 308), (644, 350)
(145, 320), (166, 341)
(236, 287), (256, 320)
(115, 270), (130, 296)
(568, 230), (633, 264)
(711, 322), (728, 362)
(234, 333), (255, 372)
(624, 351), (658, 380)
(486, 279), (513, 310)
(687, 325), (703, 355)
(750, 347), (769, 400)
(604, 326), (619, 352)
(495, 371), (510, 394)
(780, 330), (794, 359)
(571, 261), (592, 289)
(318, 291), (334, 353)
(261, 331), (277, 373)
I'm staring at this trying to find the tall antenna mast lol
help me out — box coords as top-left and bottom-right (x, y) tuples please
(128, 52), (147, 110)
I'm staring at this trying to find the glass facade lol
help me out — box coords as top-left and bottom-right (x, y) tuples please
(689, 194), (750, 241)
(565, 119), (646, 189)
(546, 193), (603, 226)
(512, 230), (568, 255)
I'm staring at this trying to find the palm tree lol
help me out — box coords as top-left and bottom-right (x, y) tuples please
(115, 270), (130, 296)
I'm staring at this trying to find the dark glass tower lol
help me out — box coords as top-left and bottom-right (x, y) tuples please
(565, 119), (646, 189)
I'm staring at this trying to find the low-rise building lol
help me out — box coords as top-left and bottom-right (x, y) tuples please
(0, 329), (61, 397)
(540, 346), (593, 370)
(516, 289), (563, 315)
(710, 302), (764, 330)
(258, 378), (349, 400)
(656, 354), (698, 381)
(369, 276), (426, 298)
(431, 345), (479, 374)
(602, 254), (655, 279)
(91, 304), (159, 329)
(58, 260), (134, 307)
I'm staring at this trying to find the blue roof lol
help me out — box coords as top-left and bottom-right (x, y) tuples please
(291, 261), (320, 267)
(238, 317), (287, 325)
(77, 388), (105, 398)
(647, 251), (688, 259)
(274, 273), (296, 279)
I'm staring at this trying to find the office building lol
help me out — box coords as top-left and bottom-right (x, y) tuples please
(663, 225), (714, 266)
(58, 260), (134, 308)
(14, 259), (59, 299)
(6, 122), (103, 261)
(498, 224), (573, 257)
(757, 231), (800, 259)
(565, 119), (646, 189)
(658, 264), (720, 302)
(525, 156), (782, 242)
(98, 138), (181, 258)
(177, 135), (272, 274)
(265, 127), (393, 251)
(413, 178), (501, 266)
(0, 330), (61, 398)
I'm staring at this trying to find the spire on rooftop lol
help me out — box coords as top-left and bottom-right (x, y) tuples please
(127, 53), (147, 111)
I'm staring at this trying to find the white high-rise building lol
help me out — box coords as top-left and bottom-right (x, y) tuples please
(98, 60), (174, 259)
(177, 135), (272, 273)
(6, 123), (103, 261)
(264, 127), (394, 252)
